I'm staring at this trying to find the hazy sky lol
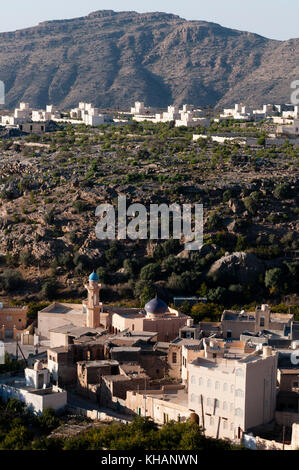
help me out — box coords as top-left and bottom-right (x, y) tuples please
(0, 0), (298, 40)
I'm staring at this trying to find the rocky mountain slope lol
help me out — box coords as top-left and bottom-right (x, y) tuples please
(0, 10), (298, 109)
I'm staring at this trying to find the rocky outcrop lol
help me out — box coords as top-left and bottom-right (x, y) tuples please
(208, 252), (265, 285)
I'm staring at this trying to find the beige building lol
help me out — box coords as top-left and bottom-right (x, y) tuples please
(221, 304), (293, 339)
(188, 339), (278, 441)
(38, 273), (190, 342)
(0, 303), (28, 339)
(126, 386), (191, 424)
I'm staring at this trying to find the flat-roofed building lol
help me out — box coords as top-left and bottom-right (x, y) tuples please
(0, 303), (28, 339)
(221, 304), (293, 339)
(188, 339), (278, 441)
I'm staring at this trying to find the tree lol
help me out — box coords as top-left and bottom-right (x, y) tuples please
(207, 213), (222, 231)
(139, 263), (160, 282)
(42, 278), (58, 300)
(265, 268), (283, 292)
(1, 270), (23, 292)
(274, 183), (292, 200)
(37, 408), (61, 433)
(257, 136), (266, 147)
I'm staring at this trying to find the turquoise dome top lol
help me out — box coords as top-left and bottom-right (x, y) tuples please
(89, 271), (99, 281)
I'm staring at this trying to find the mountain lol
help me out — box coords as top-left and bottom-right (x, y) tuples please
(0, 10), (298, 109)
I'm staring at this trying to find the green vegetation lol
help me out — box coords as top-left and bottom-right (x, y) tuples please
(0, 121), (297, 309)
(0, 402), (240, 450)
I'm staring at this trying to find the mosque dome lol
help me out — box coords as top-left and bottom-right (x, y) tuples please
(89, 271), (99, 281)
(145, 297), (168, 316)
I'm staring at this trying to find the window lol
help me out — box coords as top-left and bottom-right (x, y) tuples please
(223, 420), (228, 430)
(223, 401), (227, 410)
(235, 408), (243, 417)
(207, 379), (212, 388)
(231, 385), (235, 393)
(191, 376), (196, 385)
(293, 381), (299, 389)
(198, 377), (203, 386)
(236, 369), (244, 377)
(207, 398), (212, 406)
(223, 383), (228, 392)
(191, 394), (195, 402)
(172, 352), (177, 364)
(260, 316), (265, 327)
(215, 399), (220, 408)
(215, 381), (220, 390)
(210, 417), (214, 426)
(235, 389), (244, 398)
(230, 403), (234, 412)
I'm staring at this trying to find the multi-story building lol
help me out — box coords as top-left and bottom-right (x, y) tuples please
(188, 339), (278, 441)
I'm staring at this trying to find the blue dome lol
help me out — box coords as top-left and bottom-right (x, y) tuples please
(145, 297), (168, 315)
(89, 271), (99, 281)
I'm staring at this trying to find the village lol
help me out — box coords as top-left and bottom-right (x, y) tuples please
(1, 100), (299, 142)
(0, 270), (299, 450)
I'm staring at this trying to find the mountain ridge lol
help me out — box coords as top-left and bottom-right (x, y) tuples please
(0, 10), (298, 109)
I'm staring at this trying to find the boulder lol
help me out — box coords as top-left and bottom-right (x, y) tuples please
(208, 251), (265, 285)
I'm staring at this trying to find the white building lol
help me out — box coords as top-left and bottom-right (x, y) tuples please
(277, 119), (299, 137)
(188, 340), (278, 441)
(70, 102), (110, 126)
(282, 106), (299, 119)
(252, 104), (277, 119)
(0, 360), (67, 415)
(14, 102), (31, 120)
(220, 104), (252, 121)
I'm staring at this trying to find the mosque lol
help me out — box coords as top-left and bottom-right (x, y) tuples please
(38, 272), (192, 342)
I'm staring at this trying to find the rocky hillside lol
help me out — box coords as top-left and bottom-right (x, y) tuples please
(0, 120), (298, 307)
(0, 10), (299, 109)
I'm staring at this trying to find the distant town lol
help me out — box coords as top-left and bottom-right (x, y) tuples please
(1, 100), (299, 142)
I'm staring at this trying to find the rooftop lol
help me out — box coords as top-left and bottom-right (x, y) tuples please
(77, 360), (119, 368)
(40, 302), (83, 316)
(49, 324), (103, 336)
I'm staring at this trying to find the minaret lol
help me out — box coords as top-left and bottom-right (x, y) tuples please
(84, 272), (103, 328)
